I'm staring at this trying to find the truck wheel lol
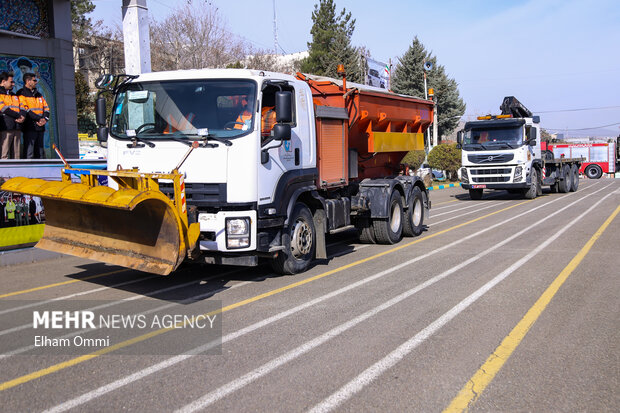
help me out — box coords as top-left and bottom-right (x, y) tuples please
(403, 186), (424, 237)
(469, 189), (483, 200)
(356, 217), (376, 244)
(584, 164), (603, 179)
(524, 168), (539, 199)
(570, 164), (579, 192)
(271, 203), (315, 275)
(373, 190), (403, 244)
(558, 165), (572, 193)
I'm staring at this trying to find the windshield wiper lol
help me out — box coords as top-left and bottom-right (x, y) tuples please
(180, 133), (233, 147)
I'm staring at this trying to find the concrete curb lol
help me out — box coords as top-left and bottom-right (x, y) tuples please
(428, 183), (462, 191)
(0, 247), (67, 268)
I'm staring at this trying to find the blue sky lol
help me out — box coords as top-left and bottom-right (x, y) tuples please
(92, 0), (620, 136)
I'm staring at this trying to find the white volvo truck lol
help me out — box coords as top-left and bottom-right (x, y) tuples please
(457, 96), (583, 200)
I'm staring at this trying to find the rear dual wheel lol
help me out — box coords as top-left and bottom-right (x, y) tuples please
(558, 165), (572, 193)
(402, 186), (424, 237)
(373, 190), (404, 244)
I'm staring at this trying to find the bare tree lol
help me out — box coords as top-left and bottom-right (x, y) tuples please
(241, 48), (305, 74)
(150, 2), (245, 71)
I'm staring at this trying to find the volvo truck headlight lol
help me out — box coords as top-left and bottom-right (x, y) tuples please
(461, 167), (469, 183)
(226, 217), (250, 249)
(514, 166), (523, 181)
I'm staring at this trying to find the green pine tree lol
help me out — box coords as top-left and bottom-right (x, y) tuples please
(301, 0), (361, 82)
(392, 37), (466, 139)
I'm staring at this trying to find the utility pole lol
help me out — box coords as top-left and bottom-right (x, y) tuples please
(273, 0), (279, 55)
(122, 0), (151, 74)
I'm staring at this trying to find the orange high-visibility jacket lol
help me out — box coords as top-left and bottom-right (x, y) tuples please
(0, 87), (24, 130)
(17, 87), (49, 132)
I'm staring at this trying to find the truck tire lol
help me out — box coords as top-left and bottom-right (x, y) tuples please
(584, 164), (603, 179)
(403, 186), (424, 237)
(373, 189), (403, 244)
(558, 164), (572, 193)
(271, 203), (316, 274)
(469, 188), (483, 200)
(524, 168), (539, 199)
(356, 217), (376, 244)
(570, 164), (579, 192)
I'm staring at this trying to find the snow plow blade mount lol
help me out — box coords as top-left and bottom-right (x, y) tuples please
(1, 169), (199, 275)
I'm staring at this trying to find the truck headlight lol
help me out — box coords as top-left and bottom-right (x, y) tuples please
(461, 167), (469, 183)
(226, 217), (250, 249)
(226, 218), (249, 235)
(514, 166), (523, 181)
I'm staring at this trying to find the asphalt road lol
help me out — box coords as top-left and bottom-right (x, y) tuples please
(0, 179), (618, 412)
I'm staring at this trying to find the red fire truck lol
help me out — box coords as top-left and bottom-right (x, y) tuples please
(542, 138), (620, 179)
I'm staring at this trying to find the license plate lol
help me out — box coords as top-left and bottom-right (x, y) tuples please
(472, 185), (486, 189)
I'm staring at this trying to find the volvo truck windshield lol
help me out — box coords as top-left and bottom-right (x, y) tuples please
(463, 120), (525, 150)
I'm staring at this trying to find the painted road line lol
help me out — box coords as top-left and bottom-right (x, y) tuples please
(309, 187), (617, 413)
(431, 200), (459, 208)
(431, 202), (507, 226)
(3, 200), (534, 395)
(431, 202), (502, 218)
(443, 203), (620, 413)
(0, 274), (154, 316)
(0, 269), (129, 299)
(173, 185), (614, 413)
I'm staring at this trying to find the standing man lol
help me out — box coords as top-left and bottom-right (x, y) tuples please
(0, 71), (25, 159)
(29, 196), (37, 224)
(5, 196), (16, 227)
(0, 197), (5, 228)
(18, 73), (49, 159)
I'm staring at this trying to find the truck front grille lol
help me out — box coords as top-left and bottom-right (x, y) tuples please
(470, 168), (511, 175)
(159, 182), (227, 206)
(472, 176), (511, 183)
(468, 154), (514, 164)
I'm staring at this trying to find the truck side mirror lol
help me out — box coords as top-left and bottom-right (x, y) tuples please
(272, 123), (291, 141)
(528, 128), (537, 146)
(275, 91), (292, 123)
(97, 126), (108, 142)
(456, 130), (463, 149)
(95, 97), (107, 126)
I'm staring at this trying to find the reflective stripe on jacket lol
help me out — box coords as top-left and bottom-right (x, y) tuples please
(17, 87), (49, 131)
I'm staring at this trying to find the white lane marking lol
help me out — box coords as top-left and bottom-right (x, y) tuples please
(173, 183), (615, 412)
(41, 183), (611, 413)
(430, 201), (507, 226)
(0, 275), (154, 316)
(309, 188), (616, 413)
(431, 202), (501, 217)
(0, 268), (250, 358)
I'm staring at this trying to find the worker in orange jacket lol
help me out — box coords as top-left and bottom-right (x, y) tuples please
(0, 71), (25, 159)
(17, 72), (49, 159)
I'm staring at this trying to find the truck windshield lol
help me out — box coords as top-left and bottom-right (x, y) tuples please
(110, 79), (257, 140)
(463, 126), (523, 150)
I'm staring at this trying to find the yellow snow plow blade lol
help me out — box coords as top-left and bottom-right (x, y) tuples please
(1, 168), (200, 275)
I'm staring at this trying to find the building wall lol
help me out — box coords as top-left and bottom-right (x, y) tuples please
(0, 0), (78, 158)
